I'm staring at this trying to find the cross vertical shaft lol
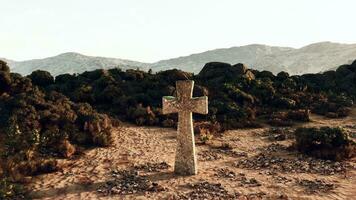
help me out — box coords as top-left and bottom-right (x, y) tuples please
(162, 80), (208, 176)
(175, 111), (196, 175)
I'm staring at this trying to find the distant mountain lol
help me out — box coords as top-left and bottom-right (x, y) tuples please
(2, 42), (356, 76)
(7, 52), (149, 76)
(151, 42), (356, 74)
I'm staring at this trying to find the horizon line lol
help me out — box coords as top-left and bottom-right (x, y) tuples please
(2, 41), (356, 63)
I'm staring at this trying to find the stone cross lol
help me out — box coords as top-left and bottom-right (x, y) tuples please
(162, 80), (208, 175)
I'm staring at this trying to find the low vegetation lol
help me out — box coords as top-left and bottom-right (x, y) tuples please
(24, 60), (355, 131)
(295, 127), (356, 160)
(0, 61), (114, 198)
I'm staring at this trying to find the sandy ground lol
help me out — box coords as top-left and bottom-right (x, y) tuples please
(28, 109), (356, 200)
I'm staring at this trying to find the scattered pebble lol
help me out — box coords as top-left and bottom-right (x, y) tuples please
(214, 143), (234, 150)
(214, 168), (261, 187)
(257, 143), (288, 153)
(214, 168), (237, 179)
(97, 170), (165, 196)
(199, 143), (248, 161)
(133, 162), (170, 172)
(245, 192), (267, 199)
(260, 128), (295, 140)
(211, 143), (248, 158)
(239, 177), (261, 187)
(77, 176), (94, 185)
(176, 181), (238, 200)
(198, 150), (222, 161)
(297, 179), (335, 194)
(273, 175), (293, 184)
(215, 149), (248, 158)
(235, 153), (350, 175)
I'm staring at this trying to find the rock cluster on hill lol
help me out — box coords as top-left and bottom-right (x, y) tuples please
(20, 60), (355, 131)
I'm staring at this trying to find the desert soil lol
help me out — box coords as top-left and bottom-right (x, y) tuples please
(28, 108), (356, 200)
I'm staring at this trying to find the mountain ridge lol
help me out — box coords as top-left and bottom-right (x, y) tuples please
(150, 42), (356, 74)
(2, 42), (356, 76)
(7, 52), (150, 76)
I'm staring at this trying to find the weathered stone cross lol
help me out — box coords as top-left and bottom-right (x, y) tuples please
(162, 80), (208, 175)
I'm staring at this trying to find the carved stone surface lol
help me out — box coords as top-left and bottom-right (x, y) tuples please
(162, 80), (208, 175)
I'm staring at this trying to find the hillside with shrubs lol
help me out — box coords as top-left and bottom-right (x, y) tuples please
(0, 59), (356, 199)
(0, 60), (114, 199)
(29, 60), (356, 130)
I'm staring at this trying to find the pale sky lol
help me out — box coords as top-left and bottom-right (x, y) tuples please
(1, 0), (356, 62)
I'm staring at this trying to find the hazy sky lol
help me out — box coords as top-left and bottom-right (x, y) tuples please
(1, 0), (356, 62)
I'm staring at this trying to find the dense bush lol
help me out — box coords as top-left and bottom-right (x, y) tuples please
(0, 62), (113, 184)
(295, 127), (356, 160)
(19, 60), (354, 131)
(28, 70), (54, 87)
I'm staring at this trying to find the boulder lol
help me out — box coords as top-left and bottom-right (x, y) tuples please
(157, 69), (193, 83)
(256, 70), (275, 79)
(198, 62), (232, 79)
(55, 73), (76, 84)
(352, 59), (356, 66)
(349, 60), (356, 72)
(28, 70), (54, 87)
(323, 70), (336, 80)
(199, 62), (254, 83)
(193, 85), (209, 97)
(232, 63), (248, 74)
(336, 65), (353, 76)
(277, 71), (290, 79)
(82, 69), (108, 80)
(244, 70), (255, 80)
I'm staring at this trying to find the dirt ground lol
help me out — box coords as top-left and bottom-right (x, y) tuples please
(27, 108), (356, 200)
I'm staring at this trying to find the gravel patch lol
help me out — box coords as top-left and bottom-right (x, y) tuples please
(97, 170), (165, 196)
(175, 181), (238, 200)
(133, 162), (170, 172)
(235, 153), (350, 175)
(297, 179), (335, 194)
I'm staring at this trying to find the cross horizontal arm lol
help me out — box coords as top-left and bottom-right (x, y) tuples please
(191, 96), (208, 114)
(162, 96), (179, 114)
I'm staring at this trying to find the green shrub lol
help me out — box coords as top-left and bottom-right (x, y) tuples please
(295, 127), (356, 160)
(0, 65), (114, 189)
